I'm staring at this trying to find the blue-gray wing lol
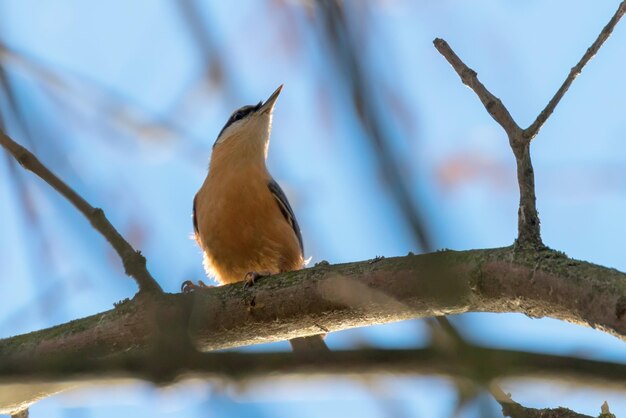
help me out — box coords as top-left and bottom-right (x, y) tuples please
(192, 194), (199, 236)
(268, 178), (304, 254)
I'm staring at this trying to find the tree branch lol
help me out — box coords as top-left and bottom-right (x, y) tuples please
(1, 247), (625, 363)
(525, 0), (626, 140)
(0, 132), (163, 294)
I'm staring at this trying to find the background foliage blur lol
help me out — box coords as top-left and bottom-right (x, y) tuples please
(1, 1), (625, 417)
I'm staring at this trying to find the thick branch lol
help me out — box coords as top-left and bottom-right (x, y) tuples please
(1, 247), (625, 360)
(0, 132), (162, 294)
(525, 0), (626, 140)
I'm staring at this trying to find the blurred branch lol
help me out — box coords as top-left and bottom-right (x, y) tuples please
(525, 0), (626, 140)
(0, 133), (163, 294)
(316, 0), (433, 252)
(175, 0), (226, 89)
(0, 66), (35, 149)
(173, 0), (245, 114)
(4, 344), (626, 388)
(2, 344), (626, 412)
(0, 43), (199, 146)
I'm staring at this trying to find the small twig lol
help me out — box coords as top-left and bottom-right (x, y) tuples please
(0, 132), (163, 294)
(525, 0), (626, 140)
(433, 39), (521, 139)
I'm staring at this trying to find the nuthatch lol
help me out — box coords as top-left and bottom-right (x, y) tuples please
(183, 85), (327, 352)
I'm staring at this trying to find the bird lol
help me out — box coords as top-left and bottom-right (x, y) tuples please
(183, 85), (328, 353)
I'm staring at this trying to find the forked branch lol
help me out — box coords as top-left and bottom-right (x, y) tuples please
(433, 38), (540, 247)
(433, 1), (626, 248)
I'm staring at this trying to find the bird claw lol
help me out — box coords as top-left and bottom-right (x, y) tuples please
(243, 271), (271, 288)
(181, 280), (211, 293)
(243, 272), (258, 288)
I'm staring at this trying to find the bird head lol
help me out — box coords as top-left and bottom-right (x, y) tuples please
(212, 85), (283, 163)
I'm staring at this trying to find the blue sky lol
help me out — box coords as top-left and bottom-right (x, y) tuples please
(1, 1), (625, 417)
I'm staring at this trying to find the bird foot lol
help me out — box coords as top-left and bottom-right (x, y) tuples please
(181, 280), (212, 293)
(243, 271), (272, 288)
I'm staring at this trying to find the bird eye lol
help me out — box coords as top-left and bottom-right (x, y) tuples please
(233, 111), (245, 122)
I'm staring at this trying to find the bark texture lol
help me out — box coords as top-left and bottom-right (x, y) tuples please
(1, 246), (624, 362)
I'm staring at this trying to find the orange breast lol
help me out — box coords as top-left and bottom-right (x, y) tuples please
(195, 166), (303, 284)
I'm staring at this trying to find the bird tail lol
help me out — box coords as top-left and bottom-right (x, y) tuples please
(289, 334), (329, 356)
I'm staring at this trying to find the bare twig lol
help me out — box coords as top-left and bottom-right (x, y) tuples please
(0, 133), (163, 294)
(525, 0), (626, 140)
(433, 39), (521, 139)
(434, 38), (541, 248)
(433, 3), (626, 249)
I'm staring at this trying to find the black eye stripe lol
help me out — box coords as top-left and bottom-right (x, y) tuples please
(213, 102), (263, 148)
(230, 104), (258, 123)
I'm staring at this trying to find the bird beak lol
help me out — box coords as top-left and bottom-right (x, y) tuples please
(260, 84), (283, 114)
